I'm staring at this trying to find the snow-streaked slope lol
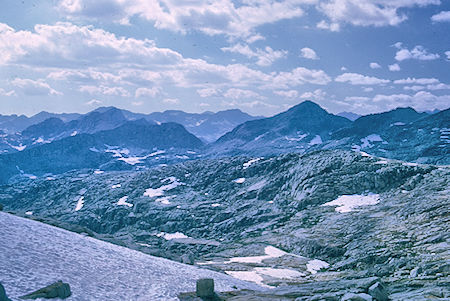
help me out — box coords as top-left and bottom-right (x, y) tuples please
(0, 213), (260, 301)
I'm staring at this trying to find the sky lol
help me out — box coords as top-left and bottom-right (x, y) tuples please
(0, 0), (449, 117)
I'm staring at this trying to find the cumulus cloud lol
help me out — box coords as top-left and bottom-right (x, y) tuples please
(135, 87), (161, 98)
(300, 89), (327, 101)
(344, 96), (371, 102)
(335, 73), (390, 85)
(224, 88), (264, 99)
(221, 43), (287, 66)
(394, 44), (439, 61)
(316, 20), (340, 31)
(273, 90), (299, 98)
(300, 47), (319, 60)
(11, 78), (62, 96)
(393, 77), (439, 85)
(431, 11), (450, 22)
(57, 0), (306, 38)
(388, 63), (401, 71)
(197, 88), (220, 98)
(80, 85), (130, 97)
(369, 62), (381, 69)
(317, 0), (440, 29)
(268, 67), (332, 89)
(373, 91), (450, 112)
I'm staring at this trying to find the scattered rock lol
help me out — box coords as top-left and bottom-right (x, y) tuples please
(409, 266), (422, 278)
(181, 252), (195, 265)
(20, 280), (71, 299)
(196, 278), (214, 299)
(0, 283), (11, 301)
(368, 282), (388, 301)
(341, 292), (373, 301)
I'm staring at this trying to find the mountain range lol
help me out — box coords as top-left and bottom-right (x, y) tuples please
(0, 101), (448, 183)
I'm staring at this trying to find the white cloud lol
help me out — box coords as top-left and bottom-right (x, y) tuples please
(268, 67), (332, 89)
(345, 96), (371, 102)
(404, 85), (424, 91)
(318, 0), (440, 29)
(0, 22), (182, 68)
(395, 45), (439, 61)
(340, 66), (347, 71)
(388, 63), (401, 71)
(369, 62), (381, 69)
(300, 47), (319, 60)
(57, 0), (307, 38)
(426, 83), (450, 90)
(80, 85), (130, 96)
(11, 78), (62, 96)
(300, 89), (327, 101)
(373, 91), (450, 111)
(197, 88), (220, 98)
(221, 43), (287, 66)
(316, 20), (340, 31)
(394, 77), (439, 85)
(224, 88), (264, 100)
(132, 101), (143, 106)
(85, 99), (102, 106)
(0, 88), (16, 96)
(135, 87), (161, 98)
(363, 87), (374, 92)
(274, 90), (299, 98)
(431, 11), (450, 22)
(163, 98), (179, 104)
(335, 73), (390, 85)
(446, 51), (450, 60)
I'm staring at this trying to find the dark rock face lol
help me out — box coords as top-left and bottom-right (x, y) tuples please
(368, 282), (388, 301)
(196, 279), (214, 298)
(20, 281), (71, 300)
(0, 283), (11, 301)
(0, 203), (3, 211)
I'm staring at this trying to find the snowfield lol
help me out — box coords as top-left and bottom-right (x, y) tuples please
(0, 213), (261, 301)
(321, 194), (380, 213)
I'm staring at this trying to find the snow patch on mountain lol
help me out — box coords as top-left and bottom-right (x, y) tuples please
(117, 196), (133, 207)
(321, 194), (380, 213)
(309, 135), (323, 146)
(74, 196), (84, 211)
(233, 178), (246, 184)
(243, 158), (262, 169)
(144, 177), (184, 198)
(306, 259), (330, 274)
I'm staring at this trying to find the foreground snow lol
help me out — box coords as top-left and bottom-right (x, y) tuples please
(0, 213), (260, 301)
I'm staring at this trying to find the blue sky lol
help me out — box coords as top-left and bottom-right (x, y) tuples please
(1, 0), (449, 117)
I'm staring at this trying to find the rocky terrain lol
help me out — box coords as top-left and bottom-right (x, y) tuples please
(2, 150), (449, 300)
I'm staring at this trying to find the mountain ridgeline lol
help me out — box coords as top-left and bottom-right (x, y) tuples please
(0, 101), (448, 183)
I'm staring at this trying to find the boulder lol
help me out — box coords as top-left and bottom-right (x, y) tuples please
(20, 280), (71, 299)
(0, 283), (11, 301)
(196, 278), (214, 298)
(341, 292), (373, 301)
(181, 252), (195, 265)
(368, 282), (389, 301)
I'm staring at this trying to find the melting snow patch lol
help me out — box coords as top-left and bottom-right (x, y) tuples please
(243, 158), (262, 169)
(211, 203), (221, 207)
(254, 267), (305, 279)
(225, 271), (265, 286)
(157, 232), (189, 240)
(322, 194), (380, 213)
(360, 134), (383, 148)
(75, 196), (85, 211)
(144, 177), (184, 198)
(46, 177), (55, 181)
(233, 178), (246, 184)
(309, 135), (323, 146)
(94, 170), (104, 174)
(89, 147), (100, 152)
(360, 152), (372, 157)
(226, 246), (286, 264)
(111, 184), (121, 189)
(117, 196), (133, 207)
(306, 259), (330, 274)
(391, 122), (405, 126)
(155, 196), (175, 205)
(70, 131), (78, 136)
(375, 160), (388, 164)
(149, 150), (165, 157)
(25, 211), (33, 216)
